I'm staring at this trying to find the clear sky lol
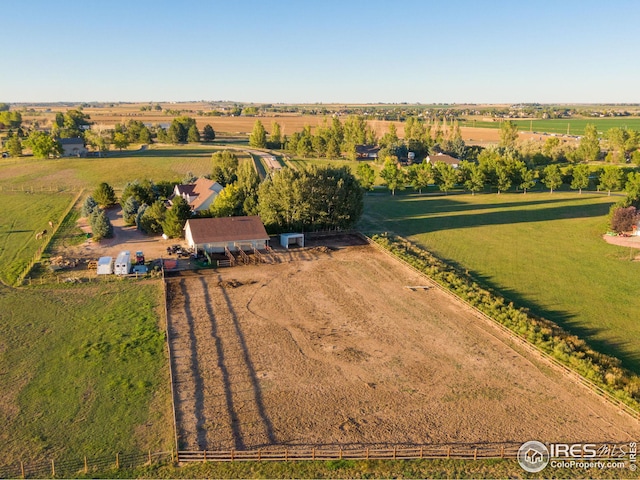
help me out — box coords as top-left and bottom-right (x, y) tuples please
(3, 0), (640, 104)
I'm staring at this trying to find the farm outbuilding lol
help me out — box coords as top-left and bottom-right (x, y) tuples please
(184, 216), (269, 253)
(96, 256), (114, 275)
(280, 233), (304, 249)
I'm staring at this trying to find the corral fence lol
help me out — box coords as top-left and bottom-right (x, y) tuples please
(17, 189), (85, 286)
(0, 184), (85, 193)
(360, 233), (640, 423)
(0, 451), (173, 479)
(177, 443), (521, 463)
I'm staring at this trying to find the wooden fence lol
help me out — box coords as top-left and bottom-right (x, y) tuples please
(177, 444), (521, 463)
(361, 233), (640, 423)
(0, 184), (85, 193)
(17, 189), (85, 286)
(0, 451), (173, 479)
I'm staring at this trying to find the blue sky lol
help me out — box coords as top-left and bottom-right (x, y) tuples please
(3, 0), (640, 103)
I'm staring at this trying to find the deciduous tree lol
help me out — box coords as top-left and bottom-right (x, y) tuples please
(211, 150), (239, 186)
(542, 164), (562, 193)
(356, 163), (376, 191)
(249, 120), (267, 148)
(162, 196), (192, 237)
(570, 164), (591, 194)
(379, 158), (405, 195)
(599, 166), (622, 196)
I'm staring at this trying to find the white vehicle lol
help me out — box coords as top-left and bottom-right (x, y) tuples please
(96, 256), (114, 275)
(114, 251), (131, 275)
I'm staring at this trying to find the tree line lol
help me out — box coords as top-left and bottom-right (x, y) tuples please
(81, 151), (363, 242)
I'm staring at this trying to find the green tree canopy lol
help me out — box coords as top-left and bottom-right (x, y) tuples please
(210, 183), (243, 218)
(356, 163), (376, 191)
(81, 196), (98, 218)
(162, 196), (192, 238)
(25, 131), (62, 158)
(211, 150), (239, 186)
(599, 166), (622, 196)
(542, 164), (563, 193)
(187, 124), (200, 143)
(269, 122), (282, 149)
(249, 120), (267, 148)
(499, 120), (519, 149)
(578, 124), (601, 162)
(379, 158), (405, 195)
(460, 161), (485, 195)
(90, 209), (113, 241)
(258, 166), (362, 232)
(570, 164), (591, 194)
(93, 182), (117, 208)
(5, 135), (22, 157)
(202, 124), (216, 142)
(122, 196), (140, 226)
(138, 200), (166, 234)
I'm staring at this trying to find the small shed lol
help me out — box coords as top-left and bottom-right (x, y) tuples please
(280, 233), (304, 249)
(96, 256), (114, 275)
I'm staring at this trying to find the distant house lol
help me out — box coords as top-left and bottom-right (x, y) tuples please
(184, 216), (269, 253)
(426, 153), (460, 168)
(172, 177), (224, 212)
(59, 137), (87, 157)
(355, 144), (380, 159)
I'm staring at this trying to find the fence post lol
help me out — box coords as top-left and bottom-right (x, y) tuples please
(447, 446), (451, 459)
(148, 450), (152, 465)
(51, 459), (55, 477)
(231, 449), (235, 462)
(20, 461), (25, 479)
(84, 456), (88, 474)
(393, 446), (397, 459)
(420, 446), (423, 458)
(366, 447), (369, 460)
(258, 449), (262, 461)
(474, 448), (478, 460)
(312, 448), (315, 460)
(339, 448), (343, 460)
(203, 450), (206, 462)
(116, 453), (120, 469)
(284, 448), (288, 461)
(500, 446), (504, 458)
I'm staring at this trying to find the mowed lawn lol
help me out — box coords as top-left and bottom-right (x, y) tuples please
(0, 192), (75, 285)
(361, 192), (640, 373)
(0, 281), (172, 465)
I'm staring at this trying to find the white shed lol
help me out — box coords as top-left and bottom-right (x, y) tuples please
(280, 233), (304, 249)
(96, 256), (114, 275)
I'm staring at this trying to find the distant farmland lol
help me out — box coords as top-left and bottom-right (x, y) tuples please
(461, 117), (640, 135)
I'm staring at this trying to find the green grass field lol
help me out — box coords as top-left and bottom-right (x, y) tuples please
(0, 281), (172, 466)
(0, 145), (223, 192)
(0, 191), (76, 285)
(461, 117), (640, 135)
(288, 158), (386, 184)
(72, 457), (640, 479)
(360, 191), (640, 374)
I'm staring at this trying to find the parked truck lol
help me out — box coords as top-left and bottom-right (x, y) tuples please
(114, 251), (131, 275)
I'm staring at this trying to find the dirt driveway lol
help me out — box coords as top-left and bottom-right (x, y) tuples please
(72, 206), (186, 262)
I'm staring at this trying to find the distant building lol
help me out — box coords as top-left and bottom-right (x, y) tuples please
(355, 144), (380, 159)
(172, 177), (224, 212)
(59, 137), (87, 157)
(426, 153), (460, 168)
(184, 216), (269, 253)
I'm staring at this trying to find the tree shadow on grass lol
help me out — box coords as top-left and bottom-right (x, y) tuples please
(376, 198), (612, 235)
(444, 257), (640, 374)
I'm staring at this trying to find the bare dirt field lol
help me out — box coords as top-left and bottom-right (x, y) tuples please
(165, 241), (640, 451)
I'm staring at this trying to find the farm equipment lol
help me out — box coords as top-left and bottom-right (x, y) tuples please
(135, 251), (145, 264)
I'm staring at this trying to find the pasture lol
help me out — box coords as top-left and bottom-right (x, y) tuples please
(0, 145), (226, 192)
(165, 245), (639, 452)
(0, 281), (172, 466)
(461, 117), (640, 135)
(0, 191), (75, 285)
(360, 191), (640, 373)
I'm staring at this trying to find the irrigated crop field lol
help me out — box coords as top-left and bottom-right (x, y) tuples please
(166, 243), (640, 452)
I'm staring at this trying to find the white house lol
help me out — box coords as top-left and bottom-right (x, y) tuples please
(184, 216), (269, 253)
(172, 177), (224, 212)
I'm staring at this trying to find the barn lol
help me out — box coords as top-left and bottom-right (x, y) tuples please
(184, 216), (269, 253)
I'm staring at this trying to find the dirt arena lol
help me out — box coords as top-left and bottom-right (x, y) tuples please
(165, 242), (640, 451)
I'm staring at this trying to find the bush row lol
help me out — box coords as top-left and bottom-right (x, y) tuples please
(371, 233), (640, 409)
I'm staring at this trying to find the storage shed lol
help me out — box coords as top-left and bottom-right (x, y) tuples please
(184, 216), (269, 253)
(96, 256), (114, 275)
(280, 233), (304, 249)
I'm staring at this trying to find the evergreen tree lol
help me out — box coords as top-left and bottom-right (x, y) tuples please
(202, 124), (216, 142)
(122, 196), (140, 226)
(90, 209), (113, 241)
(93, 182), (116, 207)
(187, 124), (200, 143)
(162, 196), (192, 238)
(81, 196), (98, 217)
